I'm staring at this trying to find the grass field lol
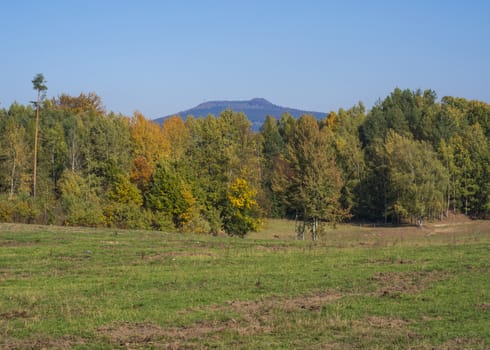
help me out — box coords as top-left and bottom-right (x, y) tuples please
(0, 219), (489, 349)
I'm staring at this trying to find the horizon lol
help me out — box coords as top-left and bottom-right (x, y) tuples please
(1, 1), (489, 119)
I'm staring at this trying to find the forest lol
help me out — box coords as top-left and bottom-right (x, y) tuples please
(0, 74), (489, 237)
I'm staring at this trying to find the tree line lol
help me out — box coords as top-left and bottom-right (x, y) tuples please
(0, 76), (488, 237)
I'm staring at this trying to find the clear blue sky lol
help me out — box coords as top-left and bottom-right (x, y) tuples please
(1, 0), (489, 119)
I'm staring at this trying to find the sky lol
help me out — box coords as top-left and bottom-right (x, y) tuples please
(1, 0), (490, 119)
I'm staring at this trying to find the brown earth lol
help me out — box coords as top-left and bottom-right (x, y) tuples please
(1, 336), (85, 350)
(98, 290), (344, 348)
(372, 270), (452, 297)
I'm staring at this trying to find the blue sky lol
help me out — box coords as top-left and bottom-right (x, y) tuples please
(1, 0), (489, 119)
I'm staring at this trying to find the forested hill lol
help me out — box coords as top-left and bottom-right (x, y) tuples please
(155, 98), (327, 129)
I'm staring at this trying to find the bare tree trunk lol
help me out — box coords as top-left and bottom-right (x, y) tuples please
(311, 217), (318, 241)
(9, 159), (16, 200)
(301, 218), (306, 241)
(71, 136), (77, 171)
(295, 213), (306, 240)
(446, 190), (450, 218)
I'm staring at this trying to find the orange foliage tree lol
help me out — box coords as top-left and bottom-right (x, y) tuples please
(129, 112), (169, 189)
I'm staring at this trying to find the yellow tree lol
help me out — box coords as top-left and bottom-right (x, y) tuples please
(52, 92), (105, 115)
(222, 178), (260, 237)
(129, 112), (169, 189)
(161, 116), (190, 161)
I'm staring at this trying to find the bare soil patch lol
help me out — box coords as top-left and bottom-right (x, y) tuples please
(434, 337), (488, 350)
(184, 289), (344, 318)
(320, 316), (415, 349)
(476, 303), (490, 311)
(99, 290), (343, 348)
(98, 319), (269, 349)
(0, 310), (30, 320)
(0, 240), (37, 247)
(366, 257), (415, 265)
(364, 316), (408, 329)
(144, 251), (215, 261)
(255, 244), (291, 252)
(372, 270), (451, 297)
(1, 336), (85, 350)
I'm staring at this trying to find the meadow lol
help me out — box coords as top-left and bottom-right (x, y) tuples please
(0, 218), (489, 349)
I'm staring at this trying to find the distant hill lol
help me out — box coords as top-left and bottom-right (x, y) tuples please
(154, 98), (327, 130)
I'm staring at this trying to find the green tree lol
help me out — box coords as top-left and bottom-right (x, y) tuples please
(330, 104), (366, 216)
(184, 111), (261, 233)
(58, 171), (104, 226)
(31, 73), (48, 197)
(451, 125), (490, 216)
(86, 112), (132, 191)
(1, 118), (29, 199)
(41, 121), (68, 187)
(360, 88), (437, 146)
(104, 174), (148, 229)
(274, 115), (346, 240)
(185, 114), (228, 216)
(145, 160), (190, 229)
(260, 115), (286, 217)
(383, 131), (448, 224)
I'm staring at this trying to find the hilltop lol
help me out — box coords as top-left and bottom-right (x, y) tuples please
(154, 98), (327, 129)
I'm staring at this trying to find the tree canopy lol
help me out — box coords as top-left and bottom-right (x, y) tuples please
(0, 85), (488, 237)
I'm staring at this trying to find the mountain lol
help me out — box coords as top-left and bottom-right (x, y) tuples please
(154, 98), (327, 130)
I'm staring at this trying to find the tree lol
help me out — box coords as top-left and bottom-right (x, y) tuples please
(52, 92), (105, 115)
(129, 112), (168, 191)
(58, 171), (104, 227)
(383, 131), (448, 224)
(41, 122), (67, 187)
(85, 112), (132, 191)
(1, 118), (29, 199)
(360, 88), (437, 146)
(260, 115), (286, 217)
(222, 178), (260, 237)
(184, 114), (228, 211)
(104, 174), (148, 229)
(273, 115), (346, 240)
(145, 160), (191, 229)
(330, 104), (366, 216)
(183, 111), (262, 233)
(129, 111), (168, 165)
(161, 116), (190, 162)
(451, 125), (490, 216)
(31, 73), (47, 197)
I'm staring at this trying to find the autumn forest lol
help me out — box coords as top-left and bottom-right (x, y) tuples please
(1, 75), (489, 237)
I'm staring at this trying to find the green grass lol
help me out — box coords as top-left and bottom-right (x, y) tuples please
(0, 220), (489, 349)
